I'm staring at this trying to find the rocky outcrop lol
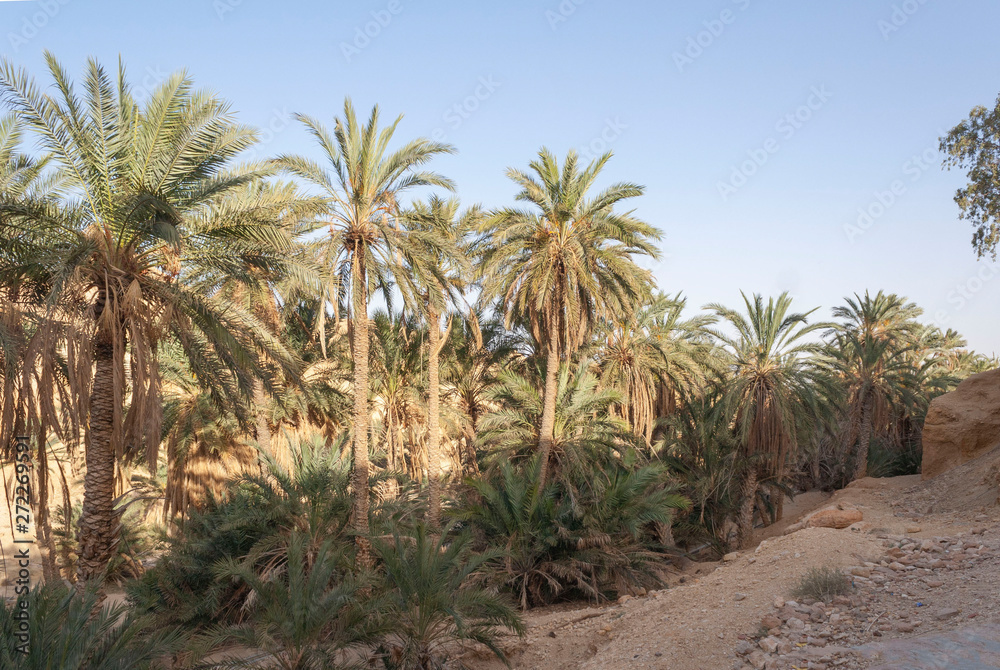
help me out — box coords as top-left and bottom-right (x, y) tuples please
(783, 503), (863, 535)
(922, 368), (1000, 480)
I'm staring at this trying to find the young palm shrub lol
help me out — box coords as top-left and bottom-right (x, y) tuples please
(0, 582), (180, 669)
(130, 434), (414, 630)
(657, 392), (743, 555)
(194, 534), (376, 670)
(457, 457), (686, 609)
(477, 362), (633, 488)
(373, 524), (524, 669)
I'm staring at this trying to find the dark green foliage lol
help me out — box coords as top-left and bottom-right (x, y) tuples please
(457, 457), (688, 609)
(193, 534), (375, 670)
(373, 524), (524, 669)
(0, 582), (181, 670)
(129, 437), (414, 630)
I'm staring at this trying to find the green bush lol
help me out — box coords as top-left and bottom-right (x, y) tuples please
(129, 436), (415, 630)
(457, 457), (688, 608)
(373, 524), (524, 669)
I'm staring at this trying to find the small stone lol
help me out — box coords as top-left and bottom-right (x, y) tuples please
(906, 525), (922, 534)
(723, 552), (739, 562)
(734, 592), (747, 601)
(761, 615), (782, 629)
(934, 608), (960, 620)
(896, 622), (916, 633)
(787, 617), (805, 631)
(759, 636), (780, 654)
(748, 651), (767, 669)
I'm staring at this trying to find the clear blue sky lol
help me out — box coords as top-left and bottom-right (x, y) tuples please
(3, 0), (999, 354)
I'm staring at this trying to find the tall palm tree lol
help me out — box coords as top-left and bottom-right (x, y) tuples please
(0, 55), (306, 581)
(279, 99), (453, 562)
(479, 148), (661, 488)
(400, 196), (475, 528)
(830, 291), (923, 481)
(595, 293), (715, 446)
(829, 330), (916, 481)
(707, 292), (831, 549)
(832, 290), (921, 345)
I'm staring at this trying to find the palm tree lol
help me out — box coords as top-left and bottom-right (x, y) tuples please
(829, 330), (916, 480)
(707, 292), (831, 549)
(479, 149), (661, 488)
(832, 290), (921, 344)
(0, 55), (306, 581)
(441, 310), (522, 476)
(279, 99), (453, 564)
(0, 582), (181, 669)
(400, 196), (476, 528)
(829, 291), (923, 481)
(595, 293), (714, 446)
(373, 525), (524, 668)
(198, 534), (376, 670)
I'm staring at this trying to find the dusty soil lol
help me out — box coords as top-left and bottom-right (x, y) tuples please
(463, 466), (1000, 670)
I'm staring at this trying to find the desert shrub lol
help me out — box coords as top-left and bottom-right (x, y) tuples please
(373, 524), (524, 669)
(0, 581), (180, 669)
(792, 566), (852, 602)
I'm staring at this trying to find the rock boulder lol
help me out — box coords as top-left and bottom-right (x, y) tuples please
(922, 368), (1000, 480)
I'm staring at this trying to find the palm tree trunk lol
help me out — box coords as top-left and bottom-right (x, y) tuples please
(350, 257), (372, 568)
(853, 394), (874, 481)
(77, 335), (119, 582)
(254, 379), (271, 465)
(537, 323), (560, 490)
(426, 305), (442, 530)
(736, 468), (758, 550)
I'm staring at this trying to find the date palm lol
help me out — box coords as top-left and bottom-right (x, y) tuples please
(399, 196), (476, 528)
(595, 293), (714, 446)
(479, 148), (661, 488)
(442, 310), (522, 475)
(278, 99), (453, 563)
(830, 291), (922, 480)
(707, 292), (830, 548)
(0, 55), (305, 581)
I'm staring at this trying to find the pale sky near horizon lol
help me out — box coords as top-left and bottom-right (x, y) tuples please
(2, 0), (999, 355)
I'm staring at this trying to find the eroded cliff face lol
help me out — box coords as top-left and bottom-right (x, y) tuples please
(922, 368), (1000, 480)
